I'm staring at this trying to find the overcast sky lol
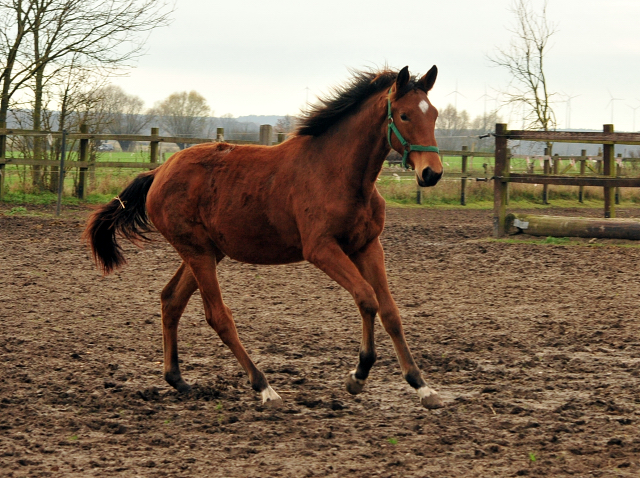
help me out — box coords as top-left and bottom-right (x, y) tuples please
(114, 0), (640, 131)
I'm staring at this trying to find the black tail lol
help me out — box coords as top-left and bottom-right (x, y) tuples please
(83, 170), (157, 275)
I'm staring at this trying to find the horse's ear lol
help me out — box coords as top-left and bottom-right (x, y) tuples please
(419, 65), (438, 93)
(395, 66), (410, 93)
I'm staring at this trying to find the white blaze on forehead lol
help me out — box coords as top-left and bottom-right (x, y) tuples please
(419, 100), (429, 114)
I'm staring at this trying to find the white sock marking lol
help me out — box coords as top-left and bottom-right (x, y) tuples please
(419, 100), (429, 114)
(261, 385), (282, 404)
(417, 385), (437, 399)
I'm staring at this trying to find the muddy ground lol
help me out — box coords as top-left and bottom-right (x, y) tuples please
(1, 205), (640, 477)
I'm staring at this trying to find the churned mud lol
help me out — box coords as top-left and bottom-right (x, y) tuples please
(1, 205), (640, 477)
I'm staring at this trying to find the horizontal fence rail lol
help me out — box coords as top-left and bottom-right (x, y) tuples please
(497, 130), (640, 146)
(493, 123), (640, 237)
(2, 124), (640, 215)
(0, 126), (277, 201)
(2, 125), (502, 204)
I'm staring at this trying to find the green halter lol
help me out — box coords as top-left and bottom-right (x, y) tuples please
(387, 88), (440, 169)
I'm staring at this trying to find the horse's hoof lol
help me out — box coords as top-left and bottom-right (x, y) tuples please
(176, 381), (192, 394)
(418, 386), (444, 409)
(166, 373), (191, 393)
(263, 396), (284, 408)
(421, 393), (445, 409)
(176, 380), (191, 393)
(345, 370), (366, 395)
(261, 386), (283, 408)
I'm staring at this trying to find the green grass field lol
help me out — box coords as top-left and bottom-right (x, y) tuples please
(2, 151), (640, 209)
(0, 150), (165, 204)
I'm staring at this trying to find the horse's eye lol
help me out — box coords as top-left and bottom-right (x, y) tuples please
(400, 113), (409, 121)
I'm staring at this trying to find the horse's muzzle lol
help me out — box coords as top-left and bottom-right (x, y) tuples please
(417, 167), (442, 188)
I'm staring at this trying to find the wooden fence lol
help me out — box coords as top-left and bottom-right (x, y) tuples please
(385, 147), (495, 205)
(1, 124), (494, 203)
(3, 124), (640, 216)
(493, 124), (640, 237)
(0, 125), (288, 200)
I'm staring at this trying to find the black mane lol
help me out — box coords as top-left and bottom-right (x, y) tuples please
(295, 68), (421, 137)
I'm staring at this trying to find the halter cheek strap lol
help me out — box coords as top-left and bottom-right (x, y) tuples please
(387, 88), (440, 169)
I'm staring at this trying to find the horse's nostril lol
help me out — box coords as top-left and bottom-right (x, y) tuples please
(422, 167), (442, 187)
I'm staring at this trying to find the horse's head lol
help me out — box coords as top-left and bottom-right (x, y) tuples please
(387, 66), (442, 187)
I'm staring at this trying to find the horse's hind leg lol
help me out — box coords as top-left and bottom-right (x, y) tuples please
(186, 254), (282, 407)
(352, 239), (444, 409)
(161, 261), (199, 392)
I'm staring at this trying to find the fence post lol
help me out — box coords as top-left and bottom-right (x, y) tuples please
(553, 153), (559, 174)
(603, 124), (615, 218)
(543, 147), (550, 204)
(55, 130), (67, 216)
(460, 145), (468, 205)
(216, 128), (224, 142)
(615, 153), (622, 205)
(578, 149), (586, 203)
(505, 148), (511, 206)
(77, 124), (89, 199)
(494, 123), (509, 237)
(0, 121), (5, 200)
(259, 125), (273, 145)
(150, 127), (159, 164)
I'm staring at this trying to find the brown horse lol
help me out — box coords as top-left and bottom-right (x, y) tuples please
(84, 65), (445, 409)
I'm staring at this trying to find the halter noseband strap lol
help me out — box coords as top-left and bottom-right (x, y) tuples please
(387, 88), (440, 169)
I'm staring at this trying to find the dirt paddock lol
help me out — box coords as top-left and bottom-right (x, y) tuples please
(1, 205), (640, 477)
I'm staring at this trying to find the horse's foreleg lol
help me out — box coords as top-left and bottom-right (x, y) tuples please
(352, 239), (444, 409)
(187, 256), (282, 407)
(304, 241), (379, 395)
(161, 261), (198, 392)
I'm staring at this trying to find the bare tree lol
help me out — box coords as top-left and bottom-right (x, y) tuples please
(96, 85), (154, 152)
(433, 105), (503, 152)
(438, 104), (470, 132)
(489, 0), (556, 132)
(0, 1), (35, 162)
(436, 104), (470, 150)
(0, 0), (172, 169)
(471, 108), (502, 152)
(0, 1), (33, 115)
(274, 115), (297, 134)
(155, 91), (211, 150)
(25, 55), (113, 191)
(47, 57), (106, 192)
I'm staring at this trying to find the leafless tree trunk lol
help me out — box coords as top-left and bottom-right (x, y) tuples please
(489, 0), (557, 136)
(1, 0), (172, 181)
(0, 1), (35, 159)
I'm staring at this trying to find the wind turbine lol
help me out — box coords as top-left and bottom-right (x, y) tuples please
(446, 80), (466, 111)
(606, 90), (624, 125)
(560, 92), (580, 129)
